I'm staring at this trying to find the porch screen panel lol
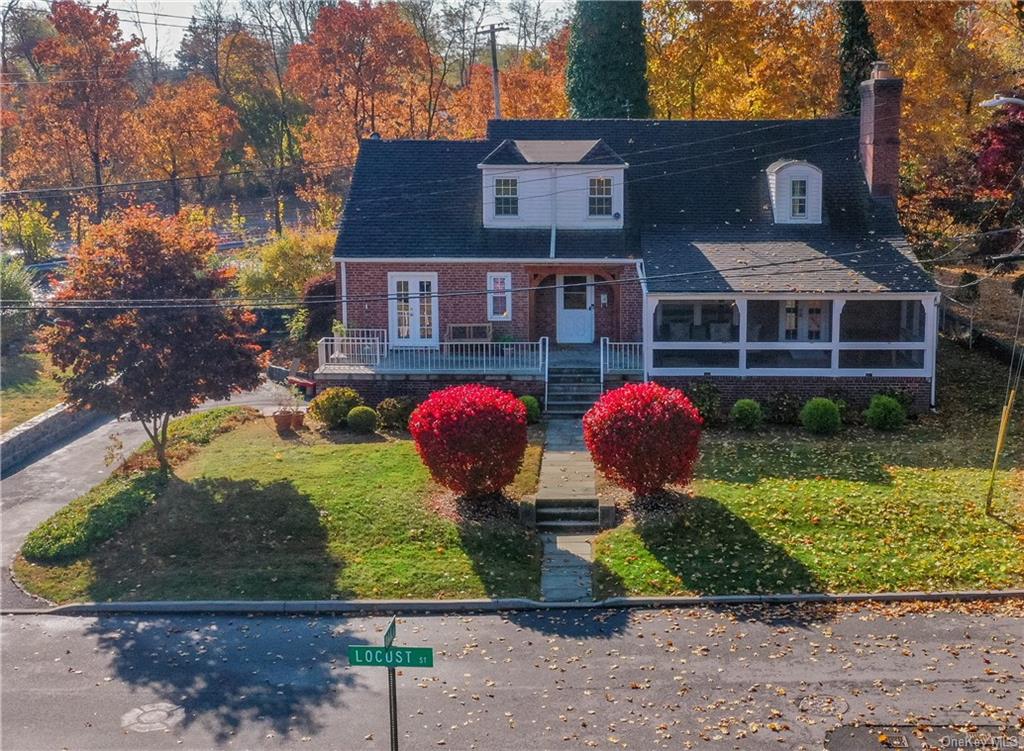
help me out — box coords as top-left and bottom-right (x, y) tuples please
(838, 349), (925, 369)
(746, 350), (832, 369)
(396, 280), (412, 340)
(654, 300), (739, 342)
(747, 300), (832, 342)
(839, 300), (925, 342)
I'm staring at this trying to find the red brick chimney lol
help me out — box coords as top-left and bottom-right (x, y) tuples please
(859, 61), (904, 200)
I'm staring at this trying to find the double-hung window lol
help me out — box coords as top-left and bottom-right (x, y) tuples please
(487, 272), (512, 321)
(588, 177), (613, 216)
(494, 178), (518, 216)
(790, 179), (807, 219)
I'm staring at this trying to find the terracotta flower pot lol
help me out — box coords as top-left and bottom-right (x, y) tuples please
(273, 411), (294, 432)
(291, 411), (305, 430)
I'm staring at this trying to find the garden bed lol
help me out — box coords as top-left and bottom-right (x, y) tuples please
(14, 410), (543, 603)
(593, 341), (1024, 597)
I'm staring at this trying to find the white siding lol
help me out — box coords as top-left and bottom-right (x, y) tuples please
(481, 166), (625, 229)
(766, 160), (823, 224)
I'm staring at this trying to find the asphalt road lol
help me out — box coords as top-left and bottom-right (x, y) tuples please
(2, 604), (1021, 750)
(0, 383), (288, 609)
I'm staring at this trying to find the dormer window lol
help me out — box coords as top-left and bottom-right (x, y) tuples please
(790, 179), (807, 219)
(588, 177), (613, 216)
(494, 178), (518, 216)
(767, 160), (822, 224)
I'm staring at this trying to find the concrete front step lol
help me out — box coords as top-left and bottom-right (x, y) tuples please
(537, 520), (599, 533)
(536, 496), (598, 508)
(546, 400), (597, 411)
(536, 506), (599, 521)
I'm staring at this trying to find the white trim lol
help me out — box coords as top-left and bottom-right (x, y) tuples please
(387, 272), (439, 348)
(336, 257), (633, 264)
(486, 271), (513, 322)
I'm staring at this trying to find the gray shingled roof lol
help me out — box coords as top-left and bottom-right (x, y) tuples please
(642, 228), (935, 294)
(335, 118), (934, 293)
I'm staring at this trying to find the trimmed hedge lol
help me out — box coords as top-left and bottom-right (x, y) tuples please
(800, 397), (842, 435)
(519, 395), (541, 424)
(864, 394), (906, 431)
(308, 387), (363, 429)
(347, 405), (378, 434)
(376, 397), (414, 431)
(730, 399), (763, 431)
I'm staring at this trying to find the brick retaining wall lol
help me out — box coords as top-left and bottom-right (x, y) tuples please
(0, 403), (106, 474)
(315, 372), (546, 407)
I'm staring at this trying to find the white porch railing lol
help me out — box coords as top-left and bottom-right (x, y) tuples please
(317, 336), (386, 368)
(317, 336), (549, 375)
(600, 338), (644, 388)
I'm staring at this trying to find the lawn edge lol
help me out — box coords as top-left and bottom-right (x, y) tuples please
(4, 589), (1023, 616)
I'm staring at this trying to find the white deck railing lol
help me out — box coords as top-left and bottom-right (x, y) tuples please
(317, 336), (387, 368)
(600, 338), (644, 373)
(317, 336), (549, 375)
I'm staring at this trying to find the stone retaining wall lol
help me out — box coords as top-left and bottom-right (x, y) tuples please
(0, 403), (105, 474)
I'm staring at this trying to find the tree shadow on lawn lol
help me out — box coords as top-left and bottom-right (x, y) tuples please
(696, 438), (894, 485)
(0, 352), (43, 389)
(84, 476), (345, 602)
(596, 493), (835, 627)
(83, 614), (370, 744)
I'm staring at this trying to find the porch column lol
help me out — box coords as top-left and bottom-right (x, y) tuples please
(642, 295), (654, 381)
(830, 298), (845, 372)
(737, 298), (748, 372)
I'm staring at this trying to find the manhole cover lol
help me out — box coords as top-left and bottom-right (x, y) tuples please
(798, 694), (849, 715)
(121, 702), (185, 733)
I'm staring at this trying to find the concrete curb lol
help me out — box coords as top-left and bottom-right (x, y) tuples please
(3, 589), (1023, 617)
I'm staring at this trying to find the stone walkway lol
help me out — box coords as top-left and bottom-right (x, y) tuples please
(536, 419), (596, 602)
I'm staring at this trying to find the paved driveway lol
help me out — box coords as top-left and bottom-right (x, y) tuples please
(0, 383), (287, 609)
(1, 605), (1021, 749)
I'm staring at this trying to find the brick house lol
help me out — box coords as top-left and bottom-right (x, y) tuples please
(319, 63), (938, 414)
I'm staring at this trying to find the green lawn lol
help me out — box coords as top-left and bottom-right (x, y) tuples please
(15, 416), (543, 603)
(0, 353), (64, 433)
(594, 341), (1024, 597)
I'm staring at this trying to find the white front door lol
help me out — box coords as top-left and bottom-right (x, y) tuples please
(388, 272), (438, 347)
(556, 274), (594, 344)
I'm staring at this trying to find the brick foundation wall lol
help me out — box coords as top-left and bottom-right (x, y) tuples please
(315, 373), (545, 406)
(652, 375), (932, 414)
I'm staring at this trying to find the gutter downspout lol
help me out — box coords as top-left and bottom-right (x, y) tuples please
(549, 167), (557, 258)
(339, 261), (348, 327)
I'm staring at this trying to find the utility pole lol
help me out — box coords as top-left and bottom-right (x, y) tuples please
(477, 23), (509, 119)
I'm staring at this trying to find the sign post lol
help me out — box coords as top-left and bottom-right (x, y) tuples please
(348, 617), (434, 751)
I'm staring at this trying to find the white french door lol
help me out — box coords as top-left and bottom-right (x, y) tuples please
(388, 272), (438, 347)
(556, 274), (595, 344)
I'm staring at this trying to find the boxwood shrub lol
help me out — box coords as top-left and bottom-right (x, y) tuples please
(800, 397), (842, 436)
(308, 387), (363, 429)
(864, 394), (906, 431)
(730, 398), (763, 431)
(347, 405), (378, 434)
(519, 395), (541, 424)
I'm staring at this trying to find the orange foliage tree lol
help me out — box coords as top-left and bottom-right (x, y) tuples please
(12, 1), (140, 219)
(44, 206), (265, 470)
(133, 76), (238, 213)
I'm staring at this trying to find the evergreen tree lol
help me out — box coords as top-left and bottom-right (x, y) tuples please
(837, 0), (879, 114)
(566, 0), (650, 119)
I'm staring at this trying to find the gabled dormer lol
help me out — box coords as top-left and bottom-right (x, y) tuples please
(479, 139), (627, 230)
(767, 159), (822, 224)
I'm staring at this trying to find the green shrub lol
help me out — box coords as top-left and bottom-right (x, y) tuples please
(877, 386), (916, 416)
(376, 397), (413, 431)
(764, 390), (803, 425)
(22, 471), (166, 562)
(864, 394), (906, 431)
(347, 405), (378, 434)
(308, 387), (363, 429)
(800, 397), (842, 435)
(519, 395), (541, 424)
(730, 399), (763, 430)
(689, 381), (722, 425)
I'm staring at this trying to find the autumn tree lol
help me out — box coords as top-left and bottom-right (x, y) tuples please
(837, 0), (878, 114)
(288, 0), (423, 170)
(566, 0), (649, 118)
(133, 76), (238, 213)
(44, 207), (264, 471)
(16, 1), (140, 219)
(0, 198), (56, 263)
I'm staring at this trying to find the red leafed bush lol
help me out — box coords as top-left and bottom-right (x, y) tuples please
(583, 382), (703, 496)
(409, 385), (528, 497)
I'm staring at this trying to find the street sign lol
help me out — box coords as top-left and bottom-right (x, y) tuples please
(347, 646), (434, 668)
